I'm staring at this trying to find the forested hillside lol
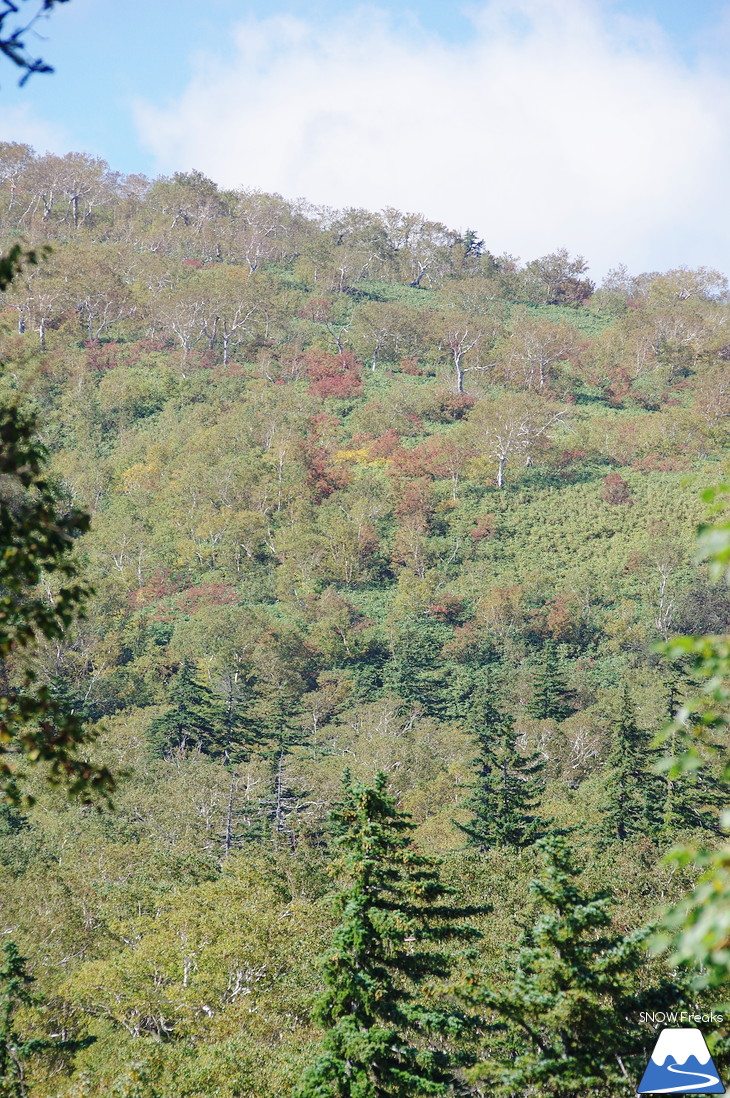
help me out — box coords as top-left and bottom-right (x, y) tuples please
(1, 144), (729, 1097)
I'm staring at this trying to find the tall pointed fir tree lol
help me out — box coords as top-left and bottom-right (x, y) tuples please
(296, 772), (482, 1098)
(217, 664), (271, 856)
(528, 644), (573, 721)
(458, 687), (545, 850)
(147, 657), (224, 757)
(473, 836), (681, 1097)
(599, 685), (656, 843)
(252, 676), (311, 850)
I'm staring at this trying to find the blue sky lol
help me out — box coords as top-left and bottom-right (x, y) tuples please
(2, 0), (730, 276)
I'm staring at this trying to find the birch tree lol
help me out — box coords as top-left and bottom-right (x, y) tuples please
(468, 392), (567, 487)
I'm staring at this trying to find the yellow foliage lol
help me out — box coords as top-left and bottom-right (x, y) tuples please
(335, 447), (388, 468)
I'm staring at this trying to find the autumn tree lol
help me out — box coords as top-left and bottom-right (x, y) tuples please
(198, 263), (269, 365)
(2, 256), (70, 349)
(522, 249), (595, 307)
(380, 208), (458, 287)
(349, 300), (423, 371)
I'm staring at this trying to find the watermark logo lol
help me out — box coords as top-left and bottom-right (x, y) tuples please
(637, 1028), (725, 1094)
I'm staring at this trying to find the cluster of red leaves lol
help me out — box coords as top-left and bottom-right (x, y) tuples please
(84, 340), (125, 371)
(430, 391), (476, 421)
(440, 622), (480, 659)
(174, 583), (239, 614)
(603, 367), (634, 406)
(84, 338), (169, 372)
(388, 437), (477, 488)
(303, 412), (351, 501)
(470, 514), (497, 541)
(297, 296), (334, 323)
(394, 477), (433, 519)
(541, 594), (581, 641)
(555, 448), (589, 468)
(128, 570), (180, 608)
(600, 472), (633, 505)
(350, 429), (402, 458)
(305, 349), (362, 400)
(427, 595), (465, 622)
(630, 453), (691, 474)
(356, 523), (380, 559)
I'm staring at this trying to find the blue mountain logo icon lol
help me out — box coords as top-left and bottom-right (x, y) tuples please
(638, 1028), (725, 1093)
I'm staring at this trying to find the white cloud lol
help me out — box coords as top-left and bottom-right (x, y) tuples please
(0, 103), (71, 156)
(133, 0), (730, 278)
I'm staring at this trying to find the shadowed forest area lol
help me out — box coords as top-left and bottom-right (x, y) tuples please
(1, 144), (729, 1096)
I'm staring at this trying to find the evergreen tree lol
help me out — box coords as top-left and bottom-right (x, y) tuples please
(600, 686), (656, 843)
(383, 618), (454, 720)
(296, 772), (481, 1098)
(528, 645), (573, 721)
(474, 836), (680, 1097)
(219, 666), (260, 765)
(458, 687), (545, 850)
(147, 658), (224, 757)
(250, 677), (312, 849)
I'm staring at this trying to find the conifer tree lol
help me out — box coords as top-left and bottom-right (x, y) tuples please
(147, 657), (224, 756)
(219, 666), (260, 765)
(528, 645), (573, 721)
(474, 836), (679, 1097)
(250, 679), (311, 848)
(296, 772), (481, 1098)
(600, 686), (656, 843)
(458, 687), (545, 850)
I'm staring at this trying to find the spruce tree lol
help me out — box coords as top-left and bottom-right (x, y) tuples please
(296, 772), (481, 1098)
(600, 686), (656, 843)
(252, 682), (311, 849)
(528, 645), (573, 721)
(147, 657), (224, 756)
(458, 688), (545, 850)
(474, 836), (680, 1097)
